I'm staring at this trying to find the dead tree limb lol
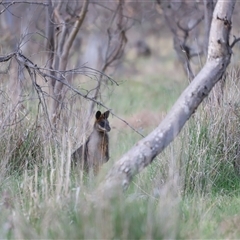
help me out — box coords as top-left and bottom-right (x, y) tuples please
(230, 36), (240, 49)
(99, 0), (236, 195)
(51, 0), (89, 127)
(159, 2), (203, 82)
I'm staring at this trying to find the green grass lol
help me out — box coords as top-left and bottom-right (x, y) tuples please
(107, 74), (186, 115)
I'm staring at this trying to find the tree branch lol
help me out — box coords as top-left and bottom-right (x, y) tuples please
(51, 0), (89, 126)
(0, 52), (15, 62)
(98, 0), (236, 195)
(0, 1), (48, 15)
(59, 0), (88, 71)
(230, 36), (240, 48)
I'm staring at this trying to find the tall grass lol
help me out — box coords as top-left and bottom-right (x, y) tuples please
(180, 71), (240, 196)
(0, 69), (240, 238)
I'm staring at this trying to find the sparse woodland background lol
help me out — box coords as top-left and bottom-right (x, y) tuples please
(1, 0), (240, 239)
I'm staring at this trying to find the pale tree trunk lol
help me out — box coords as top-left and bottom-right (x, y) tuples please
(204, 0), (224, 105)
(99, 0), (236, 196)
(47, 0), (89, 127)
(203, 0), (214, 56)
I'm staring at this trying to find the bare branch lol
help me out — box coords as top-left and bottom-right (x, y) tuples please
(0, 1), (48, 14)
(0, 53), (15, 62)
(1, 1), (48, 6)
(51, 0), (89, 126)
(230, 36), (240, 48)
(92, 1), (139, 23)
(104, 11), (127, 70)
(60, 0), (88, 70)
(162, 6), (195, 81)
(177, 15), (203, 34)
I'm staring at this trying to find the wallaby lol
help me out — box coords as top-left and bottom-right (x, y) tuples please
(72, 110), (111, 174)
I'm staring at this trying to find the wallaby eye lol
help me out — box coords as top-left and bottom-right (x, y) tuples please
(99, 121), (105, 128)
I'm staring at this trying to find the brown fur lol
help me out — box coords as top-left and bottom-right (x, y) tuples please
(72, 110), (111, 174)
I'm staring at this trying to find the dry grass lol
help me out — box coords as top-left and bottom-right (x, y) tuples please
(1, 43), (240, 239)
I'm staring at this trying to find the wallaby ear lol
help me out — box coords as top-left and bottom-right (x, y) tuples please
(95, 111), (101, 120)
(103, 110), (110, 119)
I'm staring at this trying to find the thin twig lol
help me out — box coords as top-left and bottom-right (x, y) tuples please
(230, 36), (240, 48)
(177, 15), (204, 33)
(1, 1), (48, 6)
(0, 53), (15, 62)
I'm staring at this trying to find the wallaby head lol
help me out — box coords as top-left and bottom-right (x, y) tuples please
(94, 110), (111, 133)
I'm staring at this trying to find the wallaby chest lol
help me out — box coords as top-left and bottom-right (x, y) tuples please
(87, 130), (108, 164)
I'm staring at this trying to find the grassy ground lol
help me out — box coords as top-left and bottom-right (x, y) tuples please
(1, 39), (240, 239)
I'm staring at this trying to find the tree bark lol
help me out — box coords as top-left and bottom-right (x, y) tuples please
(99, 0), (236, 195)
